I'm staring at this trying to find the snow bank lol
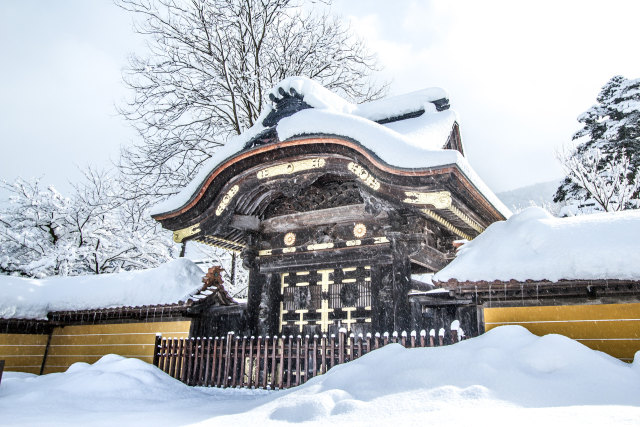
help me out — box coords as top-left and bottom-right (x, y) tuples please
(151, 76), (509, 219)
(3, 326), (640, 426)
(243, 326), (640, 425)
(0, 258), (205, 319)
(1, 355), (191, 400)
(434, 207), (640, 283)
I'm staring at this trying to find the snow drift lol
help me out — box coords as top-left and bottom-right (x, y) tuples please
(2, 326), (639, 426)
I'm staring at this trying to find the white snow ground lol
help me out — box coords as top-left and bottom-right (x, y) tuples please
(1, 326), (639, 426)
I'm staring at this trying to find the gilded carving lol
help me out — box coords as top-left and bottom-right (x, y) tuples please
(284, 232), (296, 246)
(403, 191), (452, 209)
(257, 158), (325, 179)
(307, 242), (334, 251)
(448, 204), (485, 233)
(215, 185), (239, 216)
(422, 209), (473, 241)
(258, 249), (272, 256)
(353, 223), (367, 238)
(172, 223), (201, 243)
(347, 162), (380, 191)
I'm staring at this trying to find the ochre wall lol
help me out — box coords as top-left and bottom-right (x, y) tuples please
(0, 321), (191, 375)
(484, 303), (640, 362)
(42, 321), (191, 374)
(0, 333), (49, 374)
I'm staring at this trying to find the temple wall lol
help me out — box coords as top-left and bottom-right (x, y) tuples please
(484, 302), (640, 362)
(0, 321), (191, 375)
(0, 333), (49, 374)
(42, 321), (191, 374)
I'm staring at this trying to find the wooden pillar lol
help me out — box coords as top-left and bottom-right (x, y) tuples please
(260, 274), (281, 336)
(371, 263), (393, 333)
(243, 234), (265, 335)
(389, 233), (412, 332)
(409, 298), (423, 333)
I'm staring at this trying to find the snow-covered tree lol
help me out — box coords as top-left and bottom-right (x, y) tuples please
(556, 146), (640, 213)
(554, 75), (640, 212)
(116, 0), (387, 199)
(0, 173), (177, 278)
(0, 179), (76, 277)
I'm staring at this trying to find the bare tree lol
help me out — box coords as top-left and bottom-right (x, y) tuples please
(556, 145), (640, 213)
(116, 0), (387, 198)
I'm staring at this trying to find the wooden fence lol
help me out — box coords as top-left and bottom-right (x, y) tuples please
(153, 328), (465, 389)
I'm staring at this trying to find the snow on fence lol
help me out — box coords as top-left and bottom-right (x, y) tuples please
(153, 326), (466, 389)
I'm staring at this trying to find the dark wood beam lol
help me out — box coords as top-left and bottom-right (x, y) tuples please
(230, 214), (261, 231)
(261, 204), (387, 233)
(409, 245), (450, 272)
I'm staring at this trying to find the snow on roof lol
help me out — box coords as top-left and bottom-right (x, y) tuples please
(433, 207), (640, 283)
(0, 258), (206, 320)
(151, 76), (509, 218)
(270, 76), (448, 122)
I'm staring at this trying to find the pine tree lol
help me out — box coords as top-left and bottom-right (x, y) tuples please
(554, 75), (640, 212)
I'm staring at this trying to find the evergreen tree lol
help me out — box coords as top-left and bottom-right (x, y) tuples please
(554, 75), (640, 212)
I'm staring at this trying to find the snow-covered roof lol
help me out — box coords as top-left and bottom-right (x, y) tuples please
(151, 77), (510, 218)
(433, 207), (640, 283)
(0, 259), (209, 320)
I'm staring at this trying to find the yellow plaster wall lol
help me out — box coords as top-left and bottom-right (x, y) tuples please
(42, 321), (191, 374)
(0, 333), (49, 374)
(484, 303), (640, 362)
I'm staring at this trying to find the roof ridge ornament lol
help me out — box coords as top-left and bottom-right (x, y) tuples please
(262, 86), (312, 128)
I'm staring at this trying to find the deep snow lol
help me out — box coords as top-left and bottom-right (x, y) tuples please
(0, 258), (205, 319)
(1, 326), (639, 426)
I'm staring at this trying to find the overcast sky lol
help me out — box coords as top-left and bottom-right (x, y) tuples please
(1, 0), (639, 200)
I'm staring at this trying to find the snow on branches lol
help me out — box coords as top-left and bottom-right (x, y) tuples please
(0, 173), (176, 278)
(556, 146), (639, 213)
(116, 0), (387, 199)
(555, 75), (640, 213)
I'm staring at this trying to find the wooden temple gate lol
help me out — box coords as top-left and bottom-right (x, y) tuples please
(153, 327), (466, 389)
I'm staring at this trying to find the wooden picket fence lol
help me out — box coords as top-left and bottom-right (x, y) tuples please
(153, 328), (465, 389)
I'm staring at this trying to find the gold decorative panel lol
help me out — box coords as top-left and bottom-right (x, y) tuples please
(403, 191), (452, 209)
(215, 185), (239, 216)
(172, 223), (201, 243)
(257, 158), (326, 179)
(347, 162), (380, 191)
(280, 267), (372, 333)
